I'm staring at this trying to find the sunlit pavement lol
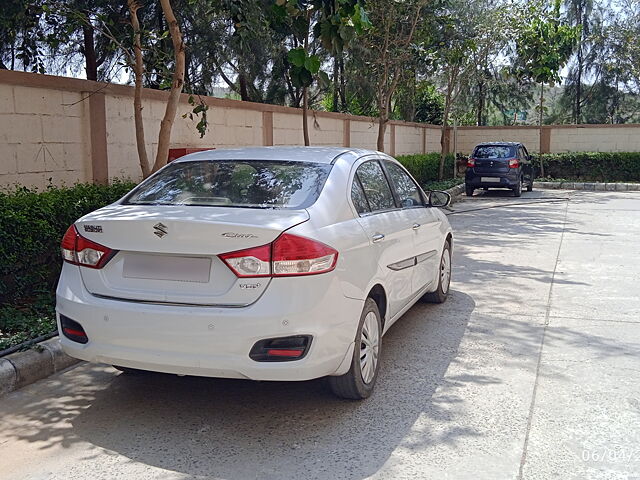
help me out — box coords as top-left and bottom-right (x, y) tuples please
(1, 189), (639, 480)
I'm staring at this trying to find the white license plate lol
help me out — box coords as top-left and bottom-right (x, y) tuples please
(123, 255), (211, 283)
(481, 177), (501, 182)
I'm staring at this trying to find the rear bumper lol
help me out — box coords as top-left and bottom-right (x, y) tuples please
(465, 172), (520, 189)
(56, 263), (361, 381)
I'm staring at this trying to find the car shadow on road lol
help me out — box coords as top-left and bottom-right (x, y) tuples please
(54, 291), (475, 479)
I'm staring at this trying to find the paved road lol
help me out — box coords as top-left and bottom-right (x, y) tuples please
(1, 189), (639, 480)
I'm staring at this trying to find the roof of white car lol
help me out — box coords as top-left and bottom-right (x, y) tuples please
(173, 146), (377, 164)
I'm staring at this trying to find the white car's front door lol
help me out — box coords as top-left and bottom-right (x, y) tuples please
(382, 160), (443, 294)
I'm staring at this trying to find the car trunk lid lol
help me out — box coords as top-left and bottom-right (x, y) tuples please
(75, 204), (309, 306)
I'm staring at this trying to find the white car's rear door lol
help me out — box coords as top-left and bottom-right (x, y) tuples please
(351, 159), (416, 319)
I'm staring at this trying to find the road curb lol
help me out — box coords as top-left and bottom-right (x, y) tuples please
(534, 181), (640, 191)
(444, 183), (465, 203)
(0, 337), (80, 397)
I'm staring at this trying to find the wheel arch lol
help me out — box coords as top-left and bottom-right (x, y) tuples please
(367, 284), (387, 330)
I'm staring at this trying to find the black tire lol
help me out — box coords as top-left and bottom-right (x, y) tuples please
(465, 185), (474, 196)
(513, 178), (522, 197)
(113, 365), (148, 375)
(526, 180), (533, 192)
(328, 298), (382, 400)
(422, 241), (452, 304)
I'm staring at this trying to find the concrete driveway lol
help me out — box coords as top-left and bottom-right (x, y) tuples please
(1, 189), (639, 480)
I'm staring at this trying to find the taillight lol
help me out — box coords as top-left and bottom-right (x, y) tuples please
(508, 158), (519, 168)
(219, 233), (338, 278)
(272, 233), (337, 276)
(218, 244), (271, 277)
(467, 158), (476, 167)
(60, 225), (116, 269)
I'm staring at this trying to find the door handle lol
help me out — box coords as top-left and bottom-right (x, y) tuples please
(372, 234), (385, 243)
(412, 223), (421, 230)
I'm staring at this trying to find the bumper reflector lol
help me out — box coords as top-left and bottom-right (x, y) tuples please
(250, 335), (312, 362)
(60, 315), (89, 344)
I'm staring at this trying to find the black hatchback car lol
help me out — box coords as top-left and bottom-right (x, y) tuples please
(465, 142), (534, 197)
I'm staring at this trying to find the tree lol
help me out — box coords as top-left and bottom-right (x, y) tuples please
(361, 0), (428, 152)
(516, 0), (577, 172)
(126, 0), (185, 177)
(563, 0), (594, 123)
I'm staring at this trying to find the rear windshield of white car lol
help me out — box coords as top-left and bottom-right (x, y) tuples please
(123, 160), (332, 209)
(473, 145), (516, 159)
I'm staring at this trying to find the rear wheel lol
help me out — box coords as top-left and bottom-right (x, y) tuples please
(422, 241), (452, 304)
(329, 298), (381, 400)
(513, 178), (522, 197)
(526, 179), (533, 192)
(465, 185), (474, 196)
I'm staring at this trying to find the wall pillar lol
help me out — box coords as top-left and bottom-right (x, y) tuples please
(422, 126), (427, 154)
(262, 111), (274, 146)
(540, 126), (551, 153)
(343, 119), (350, 147)
(88, 92), (108, 184)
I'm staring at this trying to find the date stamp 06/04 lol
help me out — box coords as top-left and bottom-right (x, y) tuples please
(581, 446), (640, 463)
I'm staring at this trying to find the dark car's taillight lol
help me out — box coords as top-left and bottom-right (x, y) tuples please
(508, 158), (520, 168)
(467, 158), (476, 167)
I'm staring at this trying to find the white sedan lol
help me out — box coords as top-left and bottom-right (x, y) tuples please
(56, 147), (453, 399)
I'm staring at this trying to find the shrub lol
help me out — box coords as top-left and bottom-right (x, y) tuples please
(0, 180), (137, 304)
(396, 153), (456, 185)
(535, 152), (640, 182)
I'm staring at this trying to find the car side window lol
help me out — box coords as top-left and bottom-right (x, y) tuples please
(351, 177), (370, 215)
(355, 161), (397, 212)
(384, 161), (424, 208)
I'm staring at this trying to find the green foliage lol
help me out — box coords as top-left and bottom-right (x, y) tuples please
(424, 178), (464, 191)
(0, 181), (136, 304)
(396, 153), (456, 186)
(516, 0), (578, 86)
(184, 95), (210, 138)
(536, 152), (640, 182)
(0, 294), (56, 351)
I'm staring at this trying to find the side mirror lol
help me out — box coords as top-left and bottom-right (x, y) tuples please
(429, 191), (451, 208)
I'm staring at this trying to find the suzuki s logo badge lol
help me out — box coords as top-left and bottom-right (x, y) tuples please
(153, 222), (168, 238)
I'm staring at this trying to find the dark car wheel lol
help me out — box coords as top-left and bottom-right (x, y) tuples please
(513, 178), (522, 197)
(526, 180), (533, 192)
(465, 185), (474, 196)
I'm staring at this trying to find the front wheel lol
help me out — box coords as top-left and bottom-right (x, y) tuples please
(328, 298), (382, 400)
(422, 241), (452, 304)
(526, 180), (533, 192)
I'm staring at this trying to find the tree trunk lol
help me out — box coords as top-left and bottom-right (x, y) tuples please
(82, 19), (98, 81)
(338, 54), (346, 111)
(377, 115), (387, 152)
(332, 58), (339, 112)
(128, 0), (150, 178)
(477, 80), (484, 126)
(239, 72), (249, 101)
(539, 83), (545, 177)
(575, 2), (584, 124)
(302, 87), (310, 146)
(152, 0), (186, 173)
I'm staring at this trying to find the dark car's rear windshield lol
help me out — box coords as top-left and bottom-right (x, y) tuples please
(473, 145), (516, 159)
(123, 160), (332, 209)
